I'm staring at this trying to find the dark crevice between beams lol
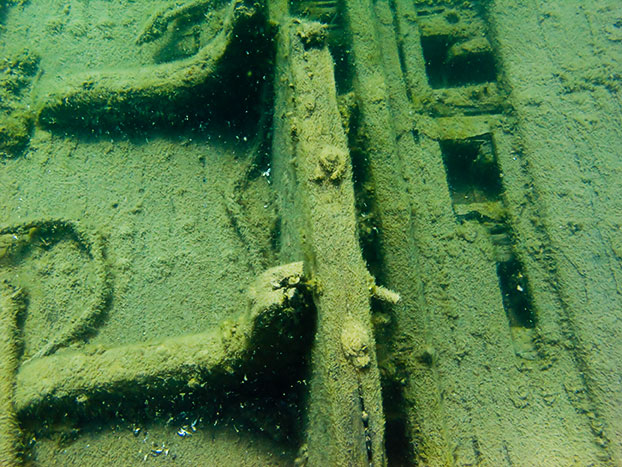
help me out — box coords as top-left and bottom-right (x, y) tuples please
(440, 136), (538, 355)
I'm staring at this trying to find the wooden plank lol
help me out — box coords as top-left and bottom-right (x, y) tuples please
(271, 17), (386, 465)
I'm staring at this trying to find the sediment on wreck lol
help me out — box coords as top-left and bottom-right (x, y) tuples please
(36, 0), (273, 132)
(270, 6), (387, 464)
(15, 262), (311, 420)
(0, 281), (25, 466)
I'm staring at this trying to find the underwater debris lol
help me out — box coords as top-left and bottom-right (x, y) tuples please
(370, 283), (401, 305)
(15, 262), (309, 415)
(311, 144), (347, 183)
(340, 318), (371, 369)
(36, 0), (271, 131)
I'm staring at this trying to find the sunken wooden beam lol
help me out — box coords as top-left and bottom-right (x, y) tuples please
(271, 17), (387, 466)
(36, 0), (270, 130)
(14, 262), (308, 416)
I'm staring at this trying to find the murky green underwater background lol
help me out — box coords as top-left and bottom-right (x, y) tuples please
(1, 0), (621, 465)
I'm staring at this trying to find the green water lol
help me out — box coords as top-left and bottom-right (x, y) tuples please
(1, 0), (621, 465)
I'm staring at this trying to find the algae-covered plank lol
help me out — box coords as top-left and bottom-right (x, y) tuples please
(36, 0), (268, 130)
(343, 0), (604, 464)
(272, 17), (386, 466)
(342, 0), (452, 462)
(15, 262), (308, 415)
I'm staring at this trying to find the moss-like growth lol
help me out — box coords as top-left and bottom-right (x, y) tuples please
(0, 110), (33, 157)
(0, 280), (26, 465)
(136, 0), (229, 45)
(37, 0), (274, 133)
(0, 219), (111, 360)
(0, 48), (39, 158)
(15, 262), (310, 418)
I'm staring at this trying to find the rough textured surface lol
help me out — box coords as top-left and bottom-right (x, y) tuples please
(0, 0), (620, 465)
(271, 17), (386, 466)
(489, 1), (622, 463)
(0, 280), (25, 466)
(36, 0), (271, 130)
(15, 262), (308, 415)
